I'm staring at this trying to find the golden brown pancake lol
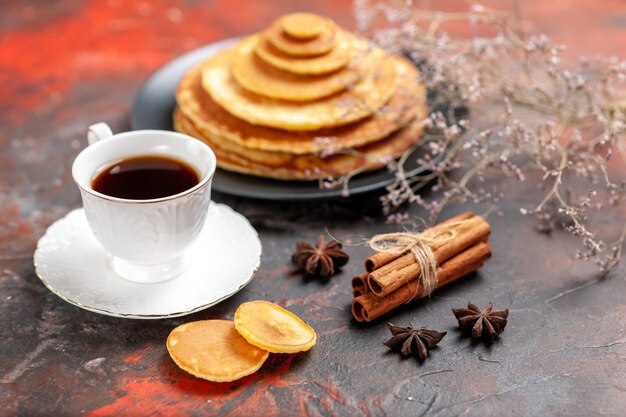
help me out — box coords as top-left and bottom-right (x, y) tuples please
(234, 300), (317, 353)
(176, 55), (424, 154)
(173, 11), (430, 182)
(255, 31), (351, 75)
(166, 320), (269, 382)
(174, 107), (426, 180)
(202, 45), (399, 131)
(231, 35), (360, 101)
(266, 15), (337, 56)
(280, 13), (328, 39)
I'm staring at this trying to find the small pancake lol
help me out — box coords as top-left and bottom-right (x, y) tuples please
(266, 16), (337, 56)
(202, 45), (398, 131)
(166, 320), (269, 382)
(232, 35), (360, 101)
(176, 54), (424, 153)
(255, 31), (351, 75)
(234, 301), (316, 353)
(174, 107), (426, 180)
(281, 13), (328, 39)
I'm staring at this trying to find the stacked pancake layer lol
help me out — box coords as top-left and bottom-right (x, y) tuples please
(175, 13), (427, 180)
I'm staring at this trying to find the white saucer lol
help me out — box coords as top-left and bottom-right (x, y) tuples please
(33, 203), (261, 319)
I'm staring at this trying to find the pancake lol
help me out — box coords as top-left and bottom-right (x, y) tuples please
(234, 300), (316, 353)
(174, 106), (427, 180)
(166, 320), (269, 382)
(202, 45), (399, 131)
(255, 31), (351, 75)
(173, 11), (431, 182)
(280, 13), (328, 39)
(266, 15), (337, 56)
(176, 55), (424, 154)
(232, 35), (361, 101)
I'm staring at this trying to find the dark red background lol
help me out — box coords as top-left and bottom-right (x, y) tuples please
(1, 1), (625, 416)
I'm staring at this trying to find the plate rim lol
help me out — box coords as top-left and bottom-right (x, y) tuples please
(130, 36), (435, 201)
(33, 203), (261, 319)
(130, 37), (240, 131)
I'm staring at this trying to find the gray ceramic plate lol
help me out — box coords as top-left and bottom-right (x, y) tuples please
(131, 37), (430, 201)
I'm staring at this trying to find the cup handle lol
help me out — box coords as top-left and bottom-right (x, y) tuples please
(87, 123), (113, 146)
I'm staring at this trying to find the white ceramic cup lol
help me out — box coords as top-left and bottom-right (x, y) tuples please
(72, 122), (216, 284)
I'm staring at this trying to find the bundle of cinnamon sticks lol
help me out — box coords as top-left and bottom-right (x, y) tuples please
(351, 212), (492, 322)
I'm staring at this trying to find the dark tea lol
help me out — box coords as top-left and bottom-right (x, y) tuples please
(92, 155), (200, 200)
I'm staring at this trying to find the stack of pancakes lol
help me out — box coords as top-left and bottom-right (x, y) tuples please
(174, 13), (427, 180)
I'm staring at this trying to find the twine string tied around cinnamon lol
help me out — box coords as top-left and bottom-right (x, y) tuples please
(368, 228), (458, 299)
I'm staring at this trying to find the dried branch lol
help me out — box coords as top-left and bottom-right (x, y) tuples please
(331, 0), (626, 272)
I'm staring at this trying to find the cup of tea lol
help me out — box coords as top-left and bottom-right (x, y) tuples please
(71, 122), (216, 283)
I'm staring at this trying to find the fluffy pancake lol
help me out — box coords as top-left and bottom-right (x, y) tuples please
(174, 107), (426, 180)
(266, 15), (337, 56)
(255, 31), (351, 75)
(202, 45), (399, 131)
(234, 300), (316, 353)
(173, 11), (430, 182)
(166, 320), (269, 382)
(176, 55), (424, 154)
(232, 35), (360, 101)
(281, 13), (328, 39)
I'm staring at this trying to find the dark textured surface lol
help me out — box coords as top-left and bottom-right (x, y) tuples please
(1, 1), (625, 416)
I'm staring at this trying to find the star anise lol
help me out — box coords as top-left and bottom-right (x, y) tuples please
(291, 235), (349, 278)
(452, 303), (509, 342)
(383, 323), (446, 360)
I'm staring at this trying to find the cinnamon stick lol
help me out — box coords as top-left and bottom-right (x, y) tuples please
(364, 211), (476, 272)
(367, 216), (490, 297)
(351, 272), (370, 297)
(352, 242), (492, 322)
